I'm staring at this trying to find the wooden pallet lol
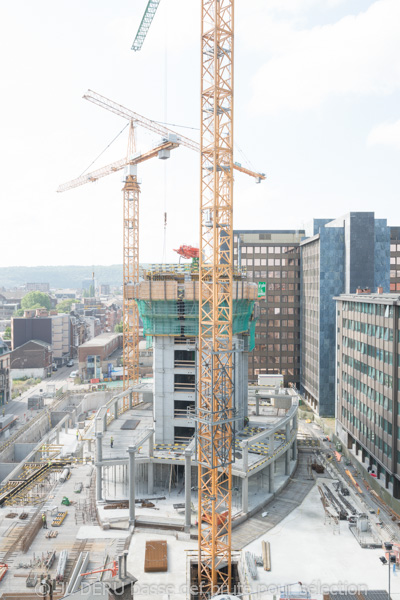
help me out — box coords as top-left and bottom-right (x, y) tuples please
(51, 511), (68, 527)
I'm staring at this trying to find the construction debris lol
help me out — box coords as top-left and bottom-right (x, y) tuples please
(0, 563), (8, 582)
(26, 571), (37, 587)
(45, 530), (58, 539)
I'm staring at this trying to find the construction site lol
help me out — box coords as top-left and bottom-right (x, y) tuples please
(1, 1), (399, 600)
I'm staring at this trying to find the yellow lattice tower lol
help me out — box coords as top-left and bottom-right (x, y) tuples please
(122, 126), (140, 404)
(198, 0), (235, 596)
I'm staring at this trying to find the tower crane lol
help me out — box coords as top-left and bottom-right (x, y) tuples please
(131, 0), (251, 596)
(58, 121), (179, 396)
(131, 0), (161, 52)
(82, 90), (266, 183)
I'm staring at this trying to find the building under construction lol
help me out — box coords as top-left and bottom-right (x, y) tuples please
(128, 263), (258, 444)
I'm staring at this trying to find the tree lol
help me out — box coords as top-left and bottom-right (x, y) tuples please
(56, 299), (75, 313)
(21, 291), (51, 311)
(114, 322), (123, 333)
(3, 326), (11, 340)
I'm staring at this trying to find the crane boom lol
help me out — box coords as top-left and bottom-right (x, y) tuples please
(83, 90), (266, 181)
(57, 140), (179, 193)
(132, 0), (161, 51)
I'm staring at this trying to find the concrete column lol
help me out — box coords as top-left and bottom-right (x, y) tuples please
(285, 422), (290, 443)
(129, 391), (133, 410)
(148, 461), (154, 495)
(185, 450), (192, 531)
(241, 441), (248, 472)
(285, 448), (290, 476)
(268, 463), (275, 494)
(56, 427), (60, 445)
(65, 420), (68, 434)
(148, 433), (154, 495)
(96, 433), (103, 501)
(114, 400), (118, 420)
(103, 412), (108, 432)
(255, 394), (260, 416)
(292, 438), (297, 461)
(128, 446), (136, 527)
(242, 477), (249, 513)
(269, 434), (274, 455)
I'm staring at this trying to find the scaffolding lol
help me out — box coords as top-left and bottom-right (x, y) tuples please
(137, 299), (255, 338)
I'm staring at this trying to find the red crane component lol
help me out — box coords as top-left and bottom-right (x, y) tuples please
(174, 245), (199, 259)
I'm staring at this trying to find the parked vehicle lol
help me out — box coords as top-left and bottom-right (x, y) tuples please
(67, 360), (74, 367)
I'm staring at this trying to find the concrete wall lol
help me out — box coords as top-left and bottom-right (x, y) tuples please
(10, 368), (46, 380)
(154, 337), (175, 444)
(14, 443), (36, 462)
(0, 463), (16, 481)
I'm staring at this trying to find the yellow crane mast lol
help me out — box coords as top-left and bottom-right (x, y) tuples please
(198, 1), (235, 596)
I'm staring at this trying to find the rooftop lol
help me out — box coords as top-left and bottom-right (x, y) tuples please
(79, 332), (122, 348)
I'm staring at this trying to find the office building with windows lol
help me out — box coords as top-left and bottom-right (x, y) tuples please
(300, 213), (390, 417)
(335, 291), (400, 499)
(234, 230), (304, 387)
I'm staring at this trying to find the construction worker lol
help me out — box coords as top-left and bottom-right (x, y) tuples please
(42, 513), (47, 529)
(110, 436), (114, 448)
(46, 575), (54, 600)
(76, 430), (79, 441)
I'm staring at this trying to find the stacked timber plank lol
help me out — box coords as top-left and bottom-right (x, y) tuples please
(144, 540), (168, 572)
(261, 540), (271, 571)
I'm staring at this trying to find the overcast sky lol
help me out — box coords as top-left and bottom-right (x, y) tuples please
(1, 0), (399, 268)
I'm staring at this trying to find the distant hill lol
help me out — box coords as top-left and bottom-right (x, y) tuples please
(0, 265), (123, 290)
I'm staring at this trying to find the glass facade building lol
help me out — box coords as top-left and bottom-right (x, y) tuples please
(234, 230), (304, 387)
(336, 293), (400, 498)
(300, 213), (390, 417)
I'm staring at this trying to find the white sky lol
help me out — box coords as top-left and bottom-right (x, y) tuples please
(0, 0), (399, 267)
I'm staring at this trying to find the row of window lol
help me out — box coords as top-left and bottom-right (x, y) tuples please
(266, 283), (300, 291)
(241, 258), (300, 267)
(343, 388), (393, 411)
(254, 331), (299, 340)
(343, 368), (393, 389)
(260, 307), (300, 315)
(343, 337), (393, 365)
(342, 301), (393, 318)
(342, 407), (393, 458)
(342, 319), (394, 341)
(247, 270), (300, 279)
(267, 295), (300, 304)
(251, 355), (298, 364)
(262, 320), (296, 328)
(240, 246), (298, 254)
(343, 354), (394, 383)
(254, 343), (298, 353)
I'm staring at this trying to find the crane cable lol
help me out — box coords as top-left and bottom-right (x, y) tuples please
(79, 122), (129, 177)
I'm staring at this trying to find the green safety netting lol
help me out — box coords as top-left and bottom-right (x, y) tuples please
(137, 299), (256, 338)
(249, 318), (257, 352)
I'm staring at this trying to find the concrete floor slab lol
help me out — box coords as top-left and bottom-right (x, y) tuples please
(243, 485), (399, 597)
